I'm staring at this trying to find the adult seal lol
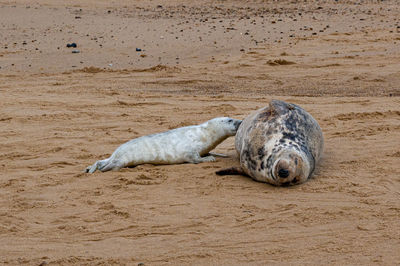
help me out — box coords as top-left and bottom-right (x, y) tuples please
(86, 117), (242, 173)
(216, 100), (324, 186)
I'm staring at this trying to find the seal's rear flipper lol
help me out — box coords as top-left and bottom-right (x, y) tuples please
(216, 167), (246, 176)
(85, 159), (110, 173)
(85, 162), (98, 173)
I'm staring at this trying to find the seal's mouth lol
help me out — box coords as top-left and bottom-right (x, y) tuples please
(235, 120), (242, 129)
(280, 175), (301, 186)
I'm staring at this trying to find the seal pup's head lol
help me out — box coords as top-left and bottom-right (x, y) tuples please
(268, 148), (311, 186)
(206, 117), (242, 136)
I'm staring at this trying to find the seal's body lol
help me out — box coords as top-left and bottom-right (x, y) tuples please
(217, 100), (323, 186)
(86, 117), (242, 173)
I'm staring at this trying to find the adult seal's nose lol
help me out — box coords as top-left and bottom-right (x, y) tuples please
(274, 159), (293, 180)
(278, 168), (290, 178)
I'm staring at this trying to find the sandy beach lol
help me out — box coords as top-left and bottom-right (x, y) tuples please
(1, 0), (399, 265)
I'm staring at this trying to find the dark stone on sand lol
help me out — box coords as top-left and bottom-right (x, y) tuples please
(136, 48), (142, 52)
(66, 43), (77, 48)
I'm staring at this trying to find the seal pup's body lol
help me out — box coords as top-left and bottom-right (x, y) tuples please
(217, 100), (323, 186)
(86, 117), (241, 173)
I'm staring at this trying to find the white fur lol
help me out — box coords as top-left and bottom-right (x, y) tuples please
(86, 117), (241, 173)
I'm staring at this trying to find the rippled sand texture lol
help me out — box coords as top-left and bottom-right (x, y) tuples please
(1, 0), (399, 265)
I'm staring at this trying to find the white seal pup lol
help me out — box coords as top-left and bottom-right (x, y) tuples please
(216, 100), (324, 186)
(86, 117), (242, 173)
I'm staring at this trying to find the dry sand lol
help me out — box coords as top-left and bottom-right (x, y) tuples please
(1, 0), (399, 265)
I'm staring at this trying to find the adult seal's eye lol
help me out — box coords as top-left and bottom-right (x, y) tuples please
(228, 119), (233, 123)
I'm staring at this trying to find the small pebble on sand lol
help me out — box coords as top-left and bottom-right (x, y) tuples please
(66, 43), (77, 48)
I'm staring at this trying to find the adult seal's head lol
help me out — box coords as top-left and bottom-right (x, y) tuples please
(268, 148), (311, 186)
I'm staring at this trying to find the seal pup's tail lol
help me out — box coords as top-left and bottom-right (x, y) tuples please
(216, 167), (246, 176)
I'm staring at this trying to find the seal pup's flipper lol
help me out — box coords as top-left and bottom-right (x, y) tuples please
(216, 167), (247, 176)
(208, 152), (229, 158)
(85, 158), (123, 173)
(85, 159), (109, 173)
(185, 152), (216, 164)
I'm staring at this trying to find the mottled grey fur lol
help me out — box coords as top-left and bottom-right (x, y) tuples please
(217, 100), (324, 186)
